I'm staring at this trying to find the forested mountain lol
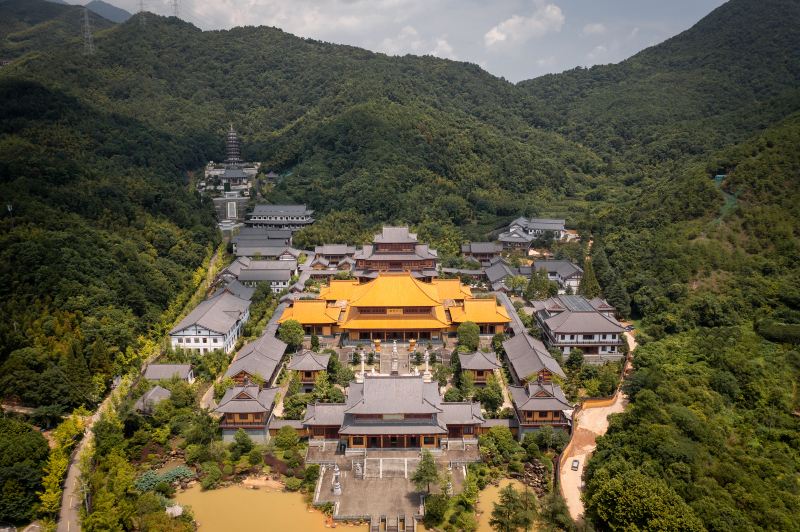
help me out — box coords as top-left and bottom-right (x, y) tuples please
(85, 0), (131, 23)
(0, 0), (798, 528)
(520, 0), (800, 168)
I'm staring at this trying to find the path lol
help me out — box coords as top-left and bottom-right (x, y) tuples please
(559, 329), (637, 522)
(57, 246), (224, 532)
(57, 409), (103, 532)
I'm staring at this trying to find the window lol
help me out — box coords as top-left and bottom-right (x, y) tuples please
(423, 436), (435, 445)
(177, 338), (183, 343)
(214, 338), (219, 343)
(203, 338), (208, 343)
(238, 413), (248, 421)
(195, 337), (200, 343)
(352, 437), (364, 446)
(463, 426), (474, 434)
(536, 411), (549, 418)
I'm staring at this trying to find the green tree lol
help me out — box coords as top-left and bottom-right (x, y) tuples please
(411, 450), (439, 493)
(457, 321), (480, 351)
(506, 275), (528, 295)
(586, 471), (704, 531)
(578, 259), (601, 298)
(525, 268), (557, 301)
(229, 429), (254, 460)
(278, 320), (305, 352)
(274, 426), (300, 450)
(565, 348), (584, 373)
(310, 334), (320, 352)
(490, 484), (523, 532)
(423, 493), (448, 527)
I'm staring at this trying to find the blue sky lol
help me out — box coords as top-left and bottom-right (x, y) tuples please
(80, 0), (727, 82)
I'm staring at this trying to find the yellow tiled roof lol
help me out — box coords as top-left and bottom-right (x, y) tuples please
(450, 298), (511, 324)
(340, 316), (449, 330)
(279, 300), (339, 324)
(431, 278), (473, 300)
(319, 279), (360, 302)
(348, 273), (441, 307)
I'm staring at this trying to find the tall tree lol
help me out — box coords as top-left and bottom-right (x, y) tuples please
(489, 484), (523, 532)
(578, 260), (601, 298)
(457, 321), (480, 351)
(411, 450), (439, 493)
(278, 319), (305, 352)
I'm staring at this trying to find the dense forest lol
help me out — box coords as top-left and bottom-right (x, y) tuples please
(0, 0), (798, 528)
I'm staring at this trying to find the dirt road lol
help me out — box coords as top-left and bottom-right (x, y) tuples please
(559, 329), (637, 521)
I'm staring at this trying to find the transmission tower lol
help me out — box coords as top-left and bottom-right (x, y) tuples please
(138, 0), (146, 27)
(82, 8), (95, 56)
(170, 0), (179, 18)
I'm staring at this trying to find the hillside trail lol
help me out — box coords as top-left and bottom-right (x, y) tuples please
(58, 246), (223, 532)
(558, 329), (637, 522)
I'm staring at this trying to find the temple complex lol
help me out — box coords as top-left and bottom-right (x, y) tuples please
(279, 272), (510, 342)
(353, 226), (438, 281)
(303, 374), (484, 449)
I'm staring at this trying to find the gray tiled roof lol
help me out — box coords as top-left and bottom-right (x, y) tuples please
(345, 375), (442, 415)
(511, 217), (566, 232)
(287, 350), (330, 372)
(235, 246), (302, 258)
(481, 417), (519, 428)
(250, 204), (313, 216)
(212, 280), (255, 301)
(225, 352), (280, 383)
(303, 402), (347, 426)
(439, 402), (484, 425)
(338, 422), (447, 435)
(353, 245), (438, 262)
(503, 333), (566, 381)
(509, 382), (571, 411)
(238, 269), (292, 282)
(315, 244), (357, 256)
(485, 260), (515, 284)
(532, 260), (583, 279)
(134, 385), (171, 413)
(144, 364), (192, 381)
(215, 385), (279, 414)
(170, 292), (249, 335)
(542, 309), (623, 334)
(462, 242), (503, 254)
(373, 226), (417, 244)
(458, 351), (501, 371)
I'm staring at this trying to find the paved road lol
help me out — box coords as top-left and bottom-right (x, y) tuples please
(57, 410), (102, 532)
(559, 329), (637, 521)
(57, 247), (224, 531)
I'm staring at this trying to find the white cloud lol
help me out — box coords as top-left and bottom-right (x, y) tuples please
(378, 26), (456, 59)
(582, 22), (606, 36)
(484, 2), (564, 48)
(536, 56), (556, 67)
(429, 37), (456, 59)
(587, 44), (608, 61)
(379, 25), (424, 54)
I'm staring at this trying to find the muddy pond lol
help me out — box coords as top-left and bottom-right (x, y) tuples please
(175, 478), (525, 531)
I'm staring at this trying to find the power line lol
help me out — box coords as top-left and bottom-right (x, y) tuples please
(82, 8), (95, 56)
(138, 0), (146, 27)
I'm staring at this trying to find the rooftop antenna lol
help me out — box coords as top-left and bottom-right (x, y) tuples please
(82, 8), (95, 56)
(170, 0), (179, 18)
(138, 0), (146, 27)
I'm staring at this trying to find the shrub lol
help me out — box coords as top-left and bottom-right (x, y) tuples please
(273, 427), (300, 451)
(248, 448), (263, 466)
(304, 464), (320, 485)
(200, 462), (222, 490)
(284, 477), (303, 491)
(222, 464), (234, 476)
(423, 494), (448, 527)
